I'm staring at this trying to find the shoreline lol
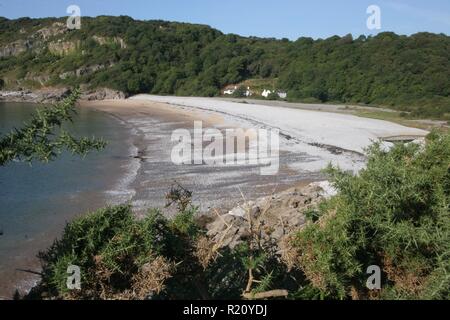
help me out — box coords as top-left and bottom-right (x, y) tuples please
(0, 88), (125, 104)
(80, 99), (320, 214)
(0, 95), (429, 298)
(77, 96), (429, 216)
(81, 96), (429, 191)
(0, 103), (134, 299)
(126, 95), (428, 172)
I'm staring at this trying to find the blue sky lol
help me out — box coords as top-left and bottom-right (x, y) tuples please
(1, 0), (449, 39)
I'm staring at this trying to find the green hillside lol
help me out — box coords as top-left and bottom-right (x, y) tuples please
(1, 16), (450, 118)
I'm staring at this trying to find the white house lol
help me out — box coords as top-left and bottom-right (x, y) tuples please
(223, 85), (237, 95)
(224, 89), (235, 95)
(261, 89), (271, 98)
(223, 85), (253, 96)
(277, 91), (287, 99)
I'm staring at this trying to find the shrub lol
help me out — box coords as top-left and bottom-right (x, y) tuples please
(30, 205), (176, 299)
(28, 189), (300, 300)
(291, 131), (450, 299)
(267, 91), (279, 100)
(0, 89), (106, 166)
(233, 85), (247, 98)
(26, 132), (450, 300)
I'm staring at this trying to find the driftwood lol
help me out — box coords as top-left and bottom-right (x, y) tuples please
(242, 289), (289, 300)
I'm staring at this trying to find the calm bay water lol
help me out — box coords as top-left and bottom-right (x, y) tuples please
(0, 102), (134, 297)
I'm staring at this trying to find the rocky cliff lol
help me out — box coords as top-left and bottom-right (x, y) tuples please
(0, 19), (127, 93)
(0, 87), (126, 103)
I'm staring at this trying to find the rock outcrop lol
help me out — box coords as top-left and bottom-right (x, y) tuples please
(0, 88), (70, 103)
(0, 39), (34, 58)
(0, 22), (67, 58)
(80, 87), (127, 100)
(58, 63), (114, 80)
(205, 181), (336, 250)
(35, 22), (67, 40)
(92, 35), (127, 49)
(48, 40), (79, 56)
(0, 87), (126, 103)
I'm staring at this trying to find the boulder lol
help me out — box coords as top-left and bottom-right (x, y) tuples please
(205, 182), (330, 249)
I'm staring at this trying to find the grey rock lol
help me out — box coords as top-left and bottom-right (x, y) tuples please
(0, 87), (126, 104)
(205, 182), (329, 250)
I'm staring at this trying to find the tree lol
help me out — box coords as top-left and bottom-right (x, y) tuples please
(267, 91), (279, 100)
(0, 78), (4, 90)
(2, 16), (450, 118)
(0, 88), (106, 166)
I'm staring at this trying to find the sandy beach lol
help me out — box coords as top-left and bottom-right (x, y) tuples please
(81, 98), (325, 215)
(0, 96), (428, 298)
(103, 95), (428, 171)
(81, 95), (429, 212)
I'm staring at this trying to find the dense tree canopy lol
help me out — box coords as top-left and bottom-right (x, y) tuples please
(1, 16), (449, 118)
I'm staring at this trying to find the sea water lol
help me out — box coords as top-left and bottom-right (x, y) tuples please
(0, 102), (134, 297)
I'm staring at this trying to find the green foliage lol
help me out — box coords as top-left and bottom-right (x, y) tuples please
(292, 131), (450, 299)
(2, 17), (449, 118)
(22, 128), (450, 300)
(170, 207), (200, 238)
(0, 78), (4, 89)
(233, 85), (247, 98)
(28, 129), (450, 301)
(252, 271), (273, 294)
(32, 205), (176, 298)
(29, 200), (302, 300)
(304, 207), (322, 223)
(267, 91), (279, 100)
(30, 202), (206, 299)
(0, 89), (106, 166)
